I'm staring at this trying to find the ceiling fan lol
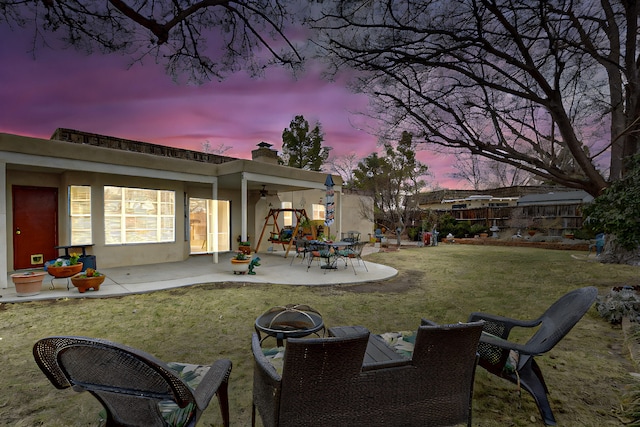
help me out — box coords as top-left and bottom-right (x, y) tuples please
(259, 185), (268, 199)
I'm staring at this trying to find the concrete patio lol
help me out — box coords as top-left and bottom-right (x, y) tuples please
(1, 245), (397, 303)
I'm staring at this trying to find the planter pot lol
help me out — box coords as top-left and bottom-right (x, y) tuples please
(47, 263), (83, 278)
(238, 245), (252, 255)
(11, 271), (47, 296)
(231, 259), (251, 275)
(70, 273), (105, 293)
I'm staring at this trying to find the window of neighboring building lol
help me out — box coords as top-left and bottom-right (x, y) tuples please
(70, 185), (92, 245)
(104, 186), (175, 244)
(312, 203), (325, 221)
(282, 201), (292, 226)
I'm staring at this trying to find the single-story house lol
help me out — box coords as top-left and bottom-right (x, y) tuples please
(1, 129), (373, 288)
(516, 190), (594, 206)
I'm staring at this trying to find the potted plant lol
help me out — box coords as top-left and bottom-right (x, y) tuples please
(70, 268), (105, 293)
(47, 253), (83, 278)
(299, 217), (312, 235)
(230, 252), (251, 274)
(238, 240), (252, 255)
(11, 270), (47, 296)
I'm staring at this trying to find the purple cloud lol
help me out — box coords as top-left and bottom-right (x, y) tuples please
(0, 24), (464, 189)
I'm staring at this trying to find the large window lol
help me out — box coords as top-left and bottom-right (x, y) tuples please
(312, 203), (325, 221)
(69, 185), (92, 245)
(104, 186), (175, 244)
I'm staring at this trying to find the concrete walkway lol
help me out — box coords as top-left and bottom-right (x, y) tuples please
(1, 245), (397, 303)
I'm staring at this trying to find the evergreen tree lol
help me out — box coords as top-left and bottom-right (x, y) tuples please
(281, 115), (330, 171)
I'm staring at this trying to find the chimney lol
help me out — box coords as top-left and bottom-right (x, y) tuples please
(252, 141), (279, 164)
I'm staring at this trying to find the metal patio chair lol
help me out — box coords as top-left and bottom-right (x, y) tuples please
(33, 336), (232, 427)
(305, 241), (336, 273)
(336, 241), (369, 275)
(289, 238), (310, 265)
(468, 286), (598, 425)
(340, 230), (361, 242)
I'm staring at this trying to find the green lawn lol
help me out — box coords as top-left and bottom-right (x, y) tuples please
(1, 244), (638, 426)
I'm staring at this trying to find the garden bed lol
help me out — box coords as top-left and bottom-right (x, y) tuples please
(447, 237), (590, 251)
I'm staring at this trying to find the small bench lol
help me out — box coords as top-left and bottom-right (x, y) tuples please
(54, 244), (96, 270)
(54, 244), (94, 257)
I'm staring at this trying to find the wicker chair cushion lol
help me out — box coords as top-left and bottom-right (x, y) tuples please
(378, 331), (417, 358)
(262, 346), (286, 374)
(159, 362), (213, 426)
(481, 329), (519, 374)
(159, 362), (210, 425)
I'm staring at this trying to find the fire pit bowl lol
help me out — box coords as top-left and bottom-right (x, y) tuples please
(255, 304), (324, 346)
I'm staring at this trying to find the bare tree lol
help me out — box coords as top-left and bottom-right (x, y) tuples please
(1, 0), (307, 83)
(326, 152), (358, 188)
(201, 140), (232, 155)
(451, 152), (536, 190)
(313, 0), (640, 197)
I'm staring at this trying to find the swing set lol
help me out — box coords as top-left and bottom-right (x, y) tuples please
(255, 209), (314, 258)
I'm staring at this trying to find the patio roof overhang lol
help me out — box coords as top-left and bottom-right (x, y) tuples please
(0, 132), (343, 286)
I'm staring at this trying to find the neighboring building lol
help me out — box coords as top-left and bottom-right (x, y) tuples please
(516, 191), (594, 206)
(416, 186), (594, 235)
(1, 129), (373, 288)
(416, 185), (568, 211)
(428, 194), (519, 211)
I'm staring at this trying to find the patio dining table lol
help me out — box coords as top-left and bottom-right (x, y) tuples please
(304, 240), (354, 271)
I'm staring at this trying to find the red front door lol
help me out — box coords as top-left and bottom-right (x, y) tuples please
(12, 186), (58, 270)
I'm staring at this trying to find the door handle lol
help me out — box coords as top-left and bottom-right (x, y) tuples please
(15, 227), (21, 235)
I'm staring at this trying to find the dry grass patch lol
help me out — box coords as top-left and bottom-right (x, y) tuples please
(0, 245), (638, 426)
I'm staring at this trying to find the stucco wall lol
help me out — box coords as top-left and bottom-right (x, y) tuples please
(340, 193), (375, 241)
(6, 169), (192, 270)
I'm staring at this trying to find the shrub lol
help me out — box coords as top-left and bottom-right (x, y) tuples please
(453, 221), (470, 237)
(469, 223), (486, 236)
(595, 286), (640, 324)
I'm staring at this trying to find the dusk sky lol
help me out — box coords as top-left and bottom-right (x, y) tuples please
(0, 23), (463, 189)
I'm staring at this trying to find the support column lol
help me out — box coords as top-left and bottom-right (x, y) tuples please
(241, 174), (248, 242)
(0, 161), (7, 288)
(211, 180), (219, 264)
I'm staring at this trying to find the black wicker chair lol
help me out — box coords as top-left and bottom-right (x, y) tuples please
(252, 321), (484, 427)
(468, 286), (598, 426)
(33, 336), (232, 427)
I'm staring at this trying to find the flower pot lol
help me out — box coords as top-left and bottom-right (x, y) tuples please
(70, 273), (105, 293)
(11, 271), (46, 296)
(231, 258), (251, 274)
(47, 263), (83, 278)
(238, 245), (251, 255)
